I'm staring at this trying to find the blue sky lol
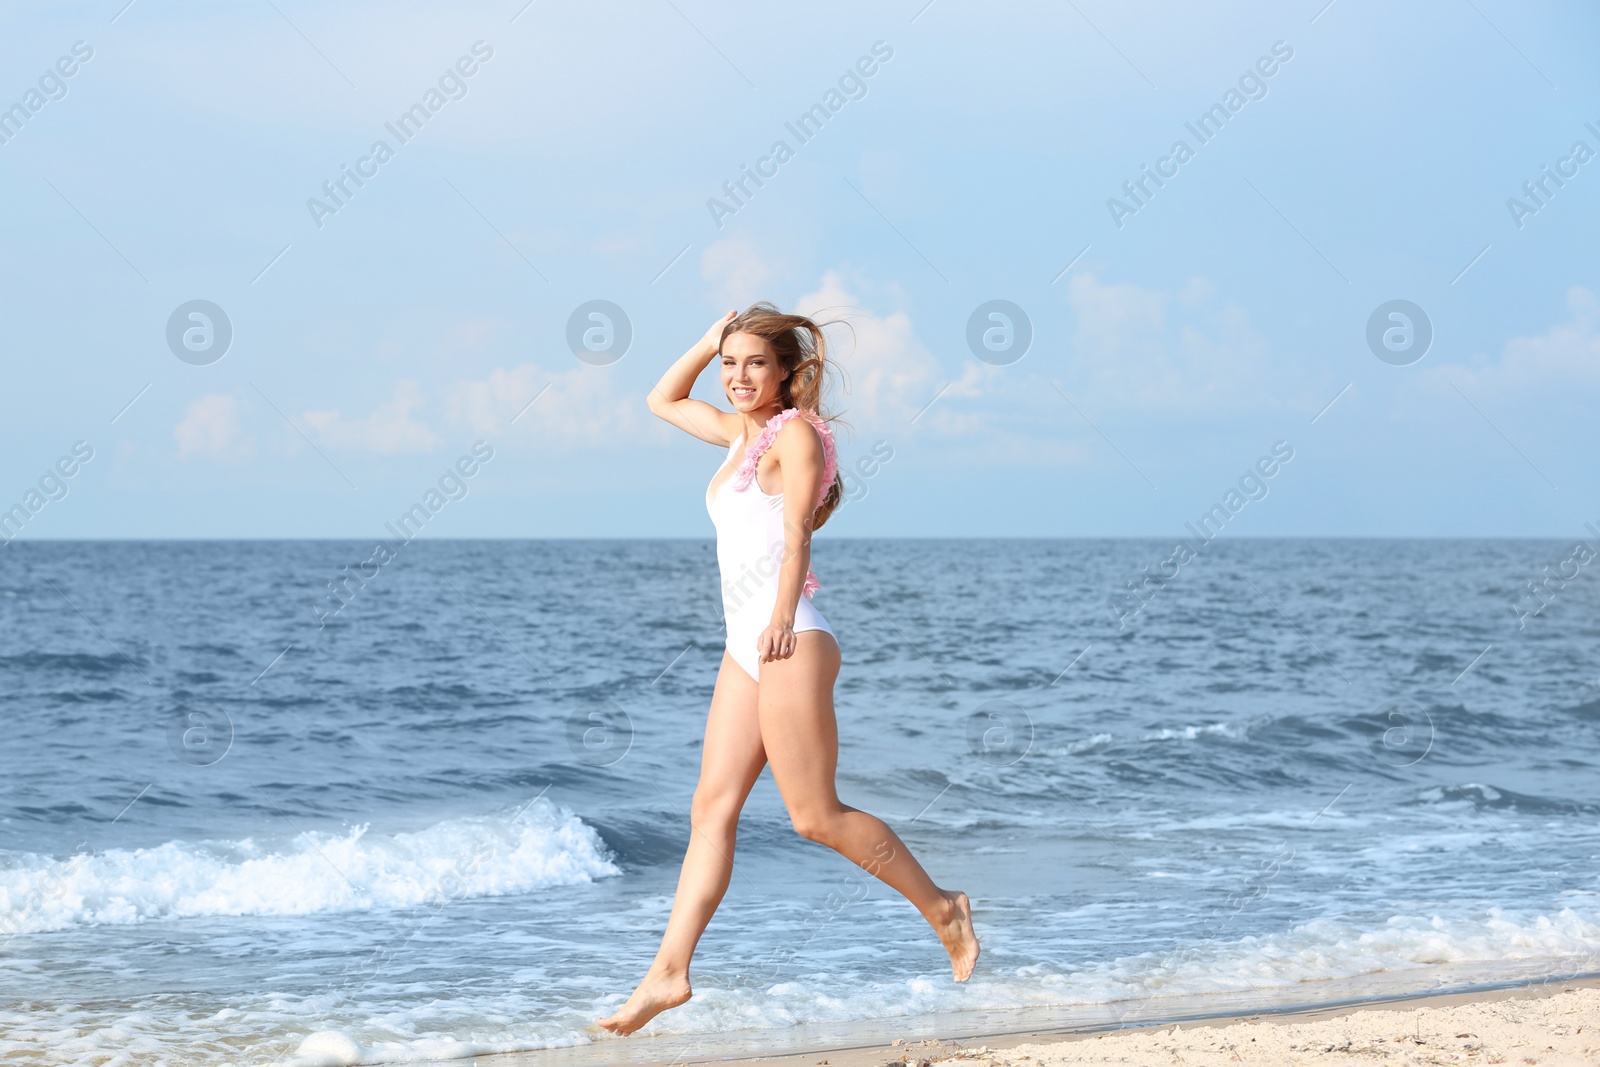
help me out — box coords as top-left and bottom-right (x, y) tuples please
(1, 0), (1597, 539)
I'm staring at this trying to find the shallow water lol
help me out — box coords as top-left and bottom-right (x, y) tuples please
(2, 539), (1598, 1064)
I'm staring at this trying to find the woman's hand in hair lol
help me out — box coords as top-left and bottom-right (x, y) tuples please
(700, 309), (738, 354)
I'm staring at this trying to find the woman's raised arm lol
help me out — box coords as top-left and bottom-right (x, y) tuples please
(647, 310), (740, 445)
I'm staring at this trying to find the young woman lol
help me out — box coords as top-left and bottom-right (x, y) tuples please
(597, 303), (979, 1037)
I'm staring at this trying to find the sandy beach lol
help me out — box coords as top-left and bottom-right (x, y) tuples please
(928, 983), (1600, 1067)
(485, 977), (1600, 1067)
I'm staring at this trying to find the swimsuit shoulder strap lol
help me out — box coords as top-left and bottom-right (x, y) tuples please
(732, 408), (838, 508)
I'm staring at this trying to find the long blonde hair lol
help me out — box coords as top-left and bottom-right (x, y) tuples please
(721, 301), (844, 528)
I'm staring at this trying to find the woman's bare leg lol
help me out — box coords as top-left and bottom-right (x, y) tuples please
(597, 653), (766, 1035)
(758, 631), (979, 980)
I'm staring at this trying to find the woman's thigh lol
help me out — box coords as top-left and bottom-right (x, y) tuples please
(756, 630), (843, 806)
(694, 651), (768, 817)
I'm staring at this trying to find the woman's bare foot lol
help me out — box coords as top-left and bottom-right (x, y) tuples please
(595, 967), (692, 1036)
(933, 890), (980, 981)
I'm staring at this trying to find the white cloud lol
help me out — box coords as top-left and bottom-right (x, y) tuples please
(1063, 271), (1295, 414)
(174, 394), (251, 460)
(303, 379), (441, 455)
(1417, 285), (1600, 401)
(795, 270), (988, 431)
(446, 362), (660, 448)
(1178, 275), (1217, 309)
(448, 364), (540, 437)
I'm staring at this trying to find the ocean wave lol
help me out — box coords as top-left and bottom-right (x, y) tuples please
(0, 651), (129, 675)
(1036, 721), (1247, 757)
(639, 905), (1600, 1035)
(0, 799), (617, 935)
(1075, 905), (1600, 1000)
(1139, 722), (1246, 743)
(3, 903), (1596, 1065)
(1407, 782), (1594, 814)
(319, 904), (1600, 1057)
(1037, 732), (1115, 756)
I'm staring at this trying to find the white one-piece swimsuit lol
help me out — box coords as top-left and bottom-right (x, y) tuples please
(706, 411), (836, 683)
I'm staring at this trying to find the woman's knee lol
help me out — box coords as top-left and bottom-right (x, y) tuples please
(787, 807), (840, 847)
(690, 788), (743, 832)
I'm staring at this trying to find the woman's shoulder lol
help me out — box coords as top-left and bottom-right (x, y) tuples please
(772, 409), (832, 453)
(771, 412), (838, 501)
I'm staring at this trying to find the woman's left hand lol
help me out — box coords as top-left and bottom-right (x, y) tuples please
(757, 621), (797, 664)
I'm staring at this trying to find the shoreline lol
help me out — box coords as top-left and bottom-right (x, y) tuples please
(476, 972), (1600, 1067)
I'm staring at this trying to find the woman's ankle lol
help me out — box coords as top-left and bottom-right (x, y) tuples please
(921, 889), (958, 926)
(645, 960), (690, 985)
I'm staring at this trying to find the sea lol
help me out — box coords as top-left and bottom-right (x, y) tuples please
(2, 538), (1598, 1065)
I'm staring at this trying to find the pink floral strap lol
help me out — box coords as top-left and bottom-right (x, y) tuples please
(732, 408), (838, 596)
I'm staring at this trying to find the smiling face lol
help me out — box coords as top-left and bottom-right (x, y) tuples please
(720, 331), (789, 414)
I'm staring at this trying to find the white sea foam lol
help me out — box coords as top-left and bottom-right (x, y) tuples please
(638, 905), (1600, 1035)
(1038, 732), (1115, 756)
(0, 799), (617, 935)
(1139, 722), (1245, 742)
(1065, 905), (1600, 1002)
(1037, 721), (1248, 758)
(3, 903), (1596, 1065)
